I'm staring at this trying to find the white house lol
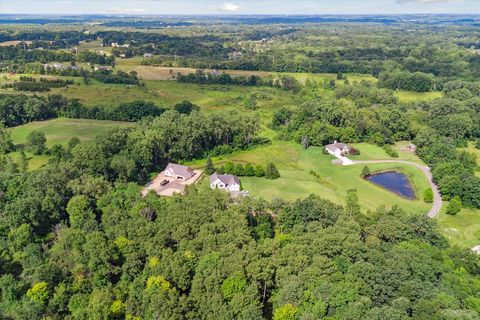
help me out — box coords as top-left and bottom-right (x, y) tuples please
(472, 245), (480, 254)
(164, 163), (194, 181)
(210, 173), (241, 192)
(143, 53), (153, 58)
(325, 141), (351, 157)
(325, 141), (353, 166)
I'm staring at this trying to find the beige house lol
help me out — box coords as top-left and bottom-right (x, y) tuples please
(164, 163), (195, 181)
(210, 173), (241, 192)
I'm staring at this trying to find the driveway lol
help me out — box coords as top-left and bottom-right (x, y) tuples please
(350, 160), (442, 218)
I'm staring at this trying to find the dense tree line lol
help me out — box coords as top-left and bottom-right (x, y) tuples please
(0, 94), (165, 127)
(378, 70), (437, 92)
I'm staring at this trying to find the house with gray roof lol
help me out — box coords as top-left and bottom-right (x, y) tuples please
(325, 141), (351, 157)
(210, 173), (241, 192)
(164, 163), (194, 181)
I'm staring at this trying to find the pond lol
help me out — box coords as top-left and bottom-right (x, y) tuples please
(366, 171), (415, 199)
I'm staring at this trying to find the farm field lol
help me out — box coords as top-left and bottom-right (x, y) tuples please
(192, 141), (431, 214)
(394, 90), (442, 102)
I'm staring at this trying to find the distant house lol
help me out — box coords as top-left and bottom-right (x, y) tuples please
(164, 163), (195, 181)
(94, 66), (109, 71)
(111, 42), (119, 47)
(210, 173), (241, 192)
(143, 53), (153, 58)
(472, 245), (480, 254)
(325, 141), (351, 157)
(210, 69), (221, 76)
(407, 143), (417, 152)
(119, 53), (127, 59)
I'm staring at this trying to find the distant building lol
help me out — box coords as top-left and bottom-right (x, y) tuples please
(143, 53), (153, 58)
(407, 143), (417, 152)
(111, 42), (119, 47)
(210, 173), (241, 192)
(325, 141), (351, 157)
(119, 53), (127, 59)
(94, 66), (109, 71)
(229, 51), (243, 60)
(164, 163), (195, 181)
(472, 245), (480, 254)
(210, 69), (221, 76)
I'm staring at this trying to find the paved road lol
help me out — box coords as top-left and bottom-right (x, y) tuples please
(351, 160), (442, 218)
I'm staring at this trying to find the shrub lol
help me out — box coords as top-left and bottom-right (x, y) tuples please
(383, 144), (399, 158)
(361, 166), (371, 178)
(423, 188), (434, 203)
(244, 164), (255, 176)
(446, 196), (462, 215)
(349, 147), (360, 155)
(254, 164), (265, 177)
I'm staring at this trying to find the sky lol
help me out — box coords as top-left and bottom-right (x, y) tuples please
(0, 0), (479, 15)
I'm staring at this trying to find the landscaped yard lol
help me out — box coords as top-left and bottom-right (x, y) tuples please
(191, 141), (431, 214)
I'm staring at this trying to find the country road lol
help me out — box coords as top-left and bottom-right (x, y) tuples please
(352, 160), (442, 218)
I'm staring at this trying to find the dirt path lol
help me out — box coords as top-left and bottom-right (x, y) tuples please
(352, 160), (442, 218)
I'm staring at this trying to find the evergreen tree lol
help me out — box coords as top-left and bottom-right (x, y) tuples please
(205, 156), (215, 175)
(361, 166), (371, 178)
(18, 150), (28, 173)
(265, 163), (280, 180)
(345, 189), (360, 218)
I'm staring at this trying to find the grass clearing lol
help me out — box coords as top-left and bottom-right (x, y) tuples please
(9, 118), (131, 147)
(439, 207), (480, 249)
(394, 90), (442, 102)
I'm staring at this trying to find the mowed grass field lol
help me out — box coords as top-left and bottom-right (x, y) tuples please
(191, 141), (431, 214)
(439, 207), (480, 249)
(7, 118), (131, 170)
(10, 118), (131, 147)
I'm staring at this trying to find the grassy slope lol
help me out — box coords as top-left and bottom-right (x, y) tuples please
(8, 118), (131, 170)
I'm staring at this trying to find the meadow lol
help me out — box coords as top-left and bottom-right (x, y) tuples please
(7, 118), (131, 170)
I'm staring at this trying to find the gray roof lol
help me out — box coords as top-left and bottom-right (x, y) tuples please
(210, 173), (240, 186)
(166, 163), (193, 178)
(325, 142), (350, 152)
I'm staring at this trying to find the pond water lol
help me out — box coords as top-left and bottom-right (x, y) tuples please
(366, 171), (415, 199)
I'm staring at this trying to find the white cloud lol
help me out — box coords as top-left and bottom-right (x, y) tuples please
(222, 3), (241, 11)
(107, 7), (146, 13)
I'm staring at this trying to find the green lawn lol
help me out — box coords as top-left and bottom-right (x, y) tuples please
(192, 142), (431, 214)
(439, 207), (480, 249)
(10, 118), (131, 147)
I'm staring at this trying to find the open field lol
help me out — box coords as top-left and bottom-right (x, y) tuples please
(10, 118), (131, 147)
(0, 40), (32, 46)
(394, 90), (442, 102)
(7, 118), (131, 171)
(439, 207), (480, 249)
(190, 142), (431, 213)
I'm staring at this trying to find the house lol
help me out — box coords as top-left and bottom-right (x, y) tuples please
(325, 141), (351, 157)
(111, 42), (119, 47)
(119, 53), (127, 59)
(210, 173), (241, 192)
(94, 66), (109, 71)
(407, 143), (417, 152)
(143, 53), (153, 58)
(210, 69), (221, 76)
(472, 245), (480, 254)
(164, 163), (195, 181)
